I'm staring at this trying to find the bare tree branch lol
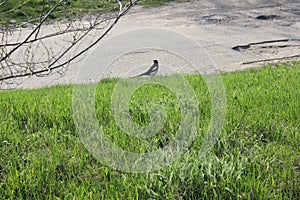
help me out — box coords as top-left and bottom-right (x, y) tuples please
(0, 0), (138, 86)
(0, 0), (66, 63)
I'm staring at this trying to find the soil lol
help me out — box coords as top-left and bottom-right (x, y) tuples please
(1, 0), (300, 89)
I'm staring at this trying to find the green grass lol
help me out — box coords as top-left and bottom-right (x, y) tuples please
(0, 0), (183, 27)
(137, 0), (187, 7)
(0, 0), (119, 27)
(0, 62), (299, 199)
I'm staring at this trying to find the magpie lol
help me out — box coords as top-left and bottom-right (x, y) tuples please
(134, 60), (159, 77)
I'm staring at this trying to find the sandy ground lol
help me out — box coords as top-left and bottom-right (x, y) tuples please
(1, 0), (300, 89)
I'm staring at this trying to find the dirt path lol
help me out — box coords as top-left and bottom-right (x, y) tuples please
(121, 0), (300, 69)
(4, 0), (300, 89)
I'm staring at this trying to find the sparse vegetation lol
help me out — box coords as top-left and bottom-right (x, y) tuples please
(137, 0), (185, 7)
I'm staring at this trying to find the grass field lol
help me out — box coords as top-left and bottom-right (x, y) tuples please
(0, 0), (179, 27)
(0, 62), (299, 199)
(0, 0), (121, 27)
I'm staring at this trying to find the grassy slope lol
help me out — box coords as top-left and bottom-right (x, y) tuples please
(0, 0), (179, 26)
(0, 62), (299, 199)
(0, 0), (118, 26)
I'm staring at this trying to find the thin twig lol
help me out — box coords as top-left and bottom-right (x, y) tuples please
(0, 0), (66, 63)
(0, 0), (137, 82)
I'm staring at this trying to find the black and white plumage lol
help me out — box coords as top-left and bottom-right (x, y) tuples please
(134, 60), (159, 77)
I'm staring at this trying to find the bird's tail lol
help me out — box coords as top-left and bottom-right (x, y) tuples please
(131, 72), (146, 78)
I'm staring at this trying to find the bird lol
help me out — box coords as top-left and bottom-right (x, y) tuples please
(134, 60), (159, 78)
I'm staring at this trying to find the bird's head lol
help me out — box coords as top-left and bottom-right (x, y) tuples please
(153, 60), (158, 64)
